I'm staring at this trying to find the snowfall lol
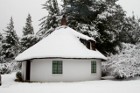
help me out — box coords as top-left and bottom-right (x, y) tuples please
(0, 73), (140, 93)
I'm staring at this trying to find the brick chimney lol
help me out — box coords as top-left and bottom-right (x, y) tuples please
(61, 15), (67, 26)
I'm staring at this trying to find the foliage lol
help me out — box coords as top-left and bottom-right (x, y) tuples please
(95, 1), (125, 55)
(65, 0), (126, 55)
(1, 17), (20, 60)
(23, 14), (34, 36)
(38, 0), (61, 38)
(0, 67), (11, 74)
(16, 71), (23, 82)
(20, 14), (40, 52)
(0, 61), (21, 74)
(120, 15), (140, 44)
(0, 15), (40, 64)
(20, 35), (40, 52)
(102, 43), (140, 79)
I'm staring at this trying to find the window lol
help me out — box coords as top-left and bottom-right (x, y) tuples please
(52, 61), (63, 74)
(80, 39), (96, 50)
(91, 61), (96, 73)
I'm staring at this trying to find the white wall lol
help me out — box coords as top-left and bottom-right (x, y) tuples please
(22, 61), (26, 81)
(29, 59), (101, 82)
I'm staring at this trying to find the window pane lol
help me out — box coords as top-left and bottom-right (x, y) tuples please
(52, 61), (63, 74)
(53, 62), (58, 74)
(91, 61), (96, 73)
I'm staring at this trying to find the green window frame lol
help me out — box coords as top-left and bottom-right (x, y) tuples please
(52, 61), (63, 74)
(91, 61), (96, 73)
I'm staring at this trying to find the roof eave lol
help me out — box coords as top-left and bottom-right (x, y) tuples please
(16, 57), (107, 62)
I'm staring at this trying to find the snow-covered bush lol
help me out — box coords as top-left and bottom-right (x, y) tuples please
(0, 60), (21, 74)
(102, 43), (140, 79)
(16, 71), (23, 82)
(0, 67), (11, 74)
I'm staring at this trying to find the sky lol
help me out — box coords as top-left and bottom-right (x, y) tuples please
(0, 0), (47, 36)
(0, 0), (140, 36)
(117, 0), (140, 17)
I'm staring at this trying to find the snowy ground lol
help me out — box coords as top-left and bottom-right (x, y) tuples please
(0, 73), (140, 93)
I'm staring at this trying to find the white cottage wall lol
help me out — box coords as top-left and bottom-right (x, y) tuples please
(29, 59), (101, 82)
(22, 62), (26, 81)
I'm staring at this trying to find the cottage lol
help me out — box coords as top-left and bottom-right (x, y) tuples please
(15, 25), (107, 82)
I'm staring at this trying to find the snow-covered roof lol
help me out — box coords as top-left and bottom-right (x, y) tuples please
(15, 26), (107, 61)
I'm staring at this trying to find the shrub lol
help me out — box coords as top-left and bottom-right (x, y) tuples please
(16, 71), (23, 82)
(101, 63), (110, 77)
(102, 43), (140, 80)
(0, 61), (21, 74)
(0, 66), (11, 74)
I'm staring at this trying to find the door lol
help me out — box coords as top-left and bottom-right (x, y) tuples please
(26, 60), (31, 81)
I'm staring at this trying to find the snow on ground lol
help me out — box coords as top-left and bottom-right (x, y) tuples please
(0, 73), (140, 93)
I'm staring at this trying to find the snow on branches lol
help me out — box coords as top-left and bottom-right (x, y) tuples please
(102, 43), (140, 79)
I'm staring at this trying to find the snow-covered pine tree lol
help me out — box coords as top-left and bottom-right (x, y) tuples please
(64, 0), (97, 32)
(120, 15), (140, 44)
(1, 17), (19, 61)
(95, 0), (126, 55)
(37, 0), (61, 38)
(20, 14), (39, 52)
(20, 35), (39, 52)
(64, 0), (126, 55)
(23, 14), (34, 36)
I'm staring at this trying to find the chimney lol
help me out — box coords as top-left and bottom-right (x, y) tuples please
(61, 15), (67, 26)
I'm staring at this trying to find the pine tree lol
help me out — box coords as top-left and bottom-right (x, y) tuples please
(64, 0), (96, 30)
(120, 16), (140, 44)
(1, 17), (19, 60)
(37, 0), (60, 37)
(23, 14), (34, 36)
(20, 14), (39, 52)
(95, 1), (126, 55)
(64, 0), (126, 55)
(20, 35), (39, 52)
(38, 0), (126, 55)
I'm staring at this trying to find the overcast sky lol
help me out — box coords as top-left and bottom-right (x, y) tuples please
(0, 0), (47, 36)
(0, 0), (140, 36)
(118, 0), (140, 17)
